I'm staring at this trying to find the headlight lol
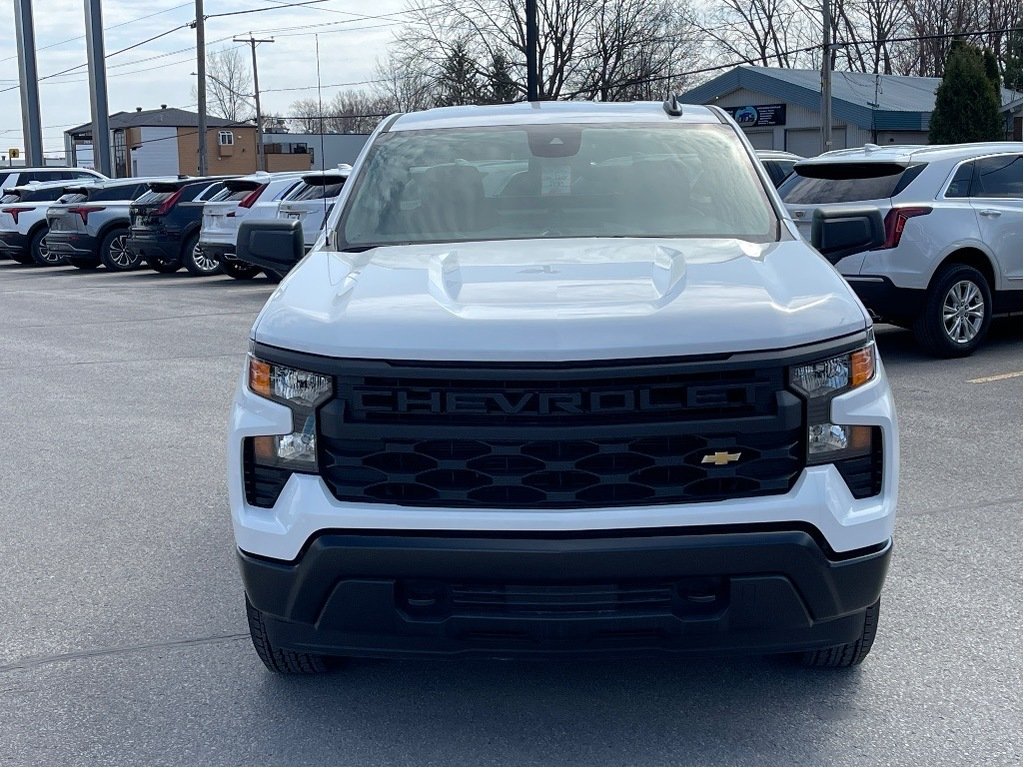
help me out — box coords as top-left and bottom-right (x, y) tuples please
(246, 355), (332, 470)
(790, 337), (877, 465)
(789, 341), (875, 399)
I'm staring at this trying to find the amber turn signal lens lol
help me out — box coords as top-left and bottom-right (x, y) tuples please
(847, 425), (873, 452)
(248, 356), (271, 397)
(252, 435), (277, 462)
(850, 346), (876, 388)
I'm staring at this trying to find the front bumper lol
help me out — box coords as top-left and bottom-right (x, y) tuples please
(239, 528), (891, 659)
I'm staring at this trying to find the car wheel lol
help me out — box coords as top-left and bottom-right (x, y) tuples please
(32, 228), (62, 266)
(913, 263), (992, 357)
(246, 596), (330, 674)
(100, 229), (139, 271)
(221, 257), (262, 280)
(183, 237), (222, 277)
(802, 599), (879, 668)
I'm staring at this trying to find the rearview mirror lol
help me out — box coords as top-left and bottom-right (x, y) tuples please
(810, 208), (885, 264)
(236, 220), (305, 274)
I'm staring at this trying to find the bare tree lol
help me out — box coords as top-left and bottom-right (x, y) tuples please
(206, 47), (254, 122)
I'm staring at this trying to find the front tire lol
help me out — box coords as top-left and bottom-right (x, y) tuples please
(100, 228), (139, 271)
(246, 596), (330, 674)
(913, 264), (992, 357)
(802, 599), (880, 668)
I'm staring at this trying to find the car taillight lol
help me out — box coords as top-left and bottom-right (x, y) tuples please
(2, 206), (30, 224)
(154, 189), (183, 216)
(880, 206), (931, 249)
(68, 205), (105, 224)
(239, 183), (267, 209)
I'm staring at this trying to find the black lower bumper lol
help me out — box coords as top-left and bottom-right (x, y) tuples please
(46, 232), (99, 264)
(199, 241), (232, 261)
(0, 231), (29, 259)
(127, 232), (180, 264)
(846, 276), (924, 322)
(239, 527), (891, 659)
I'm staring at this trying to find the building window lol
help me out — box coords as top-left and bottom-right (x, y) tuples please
(218, 131), (234, 146)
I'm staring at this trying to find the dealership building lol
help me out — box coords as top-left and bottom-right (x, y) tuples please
(681, 66), (1022, 156)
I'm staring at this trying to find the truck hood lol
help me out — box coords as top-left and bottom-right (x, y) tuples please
(253, 238), (869, 361)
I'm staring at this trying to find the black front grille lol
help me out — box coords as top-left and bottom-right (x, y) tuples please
(317, 358), (805, 509)
(449, 582), (674, 615)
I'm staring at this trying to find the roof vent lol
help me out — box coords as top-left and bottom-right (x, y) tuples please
(161, 104), (167, 109)
(136, 107), (142, 112)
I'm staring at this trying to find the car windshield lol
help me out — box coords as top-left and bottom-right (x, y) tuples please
(339, 123), (776, 248)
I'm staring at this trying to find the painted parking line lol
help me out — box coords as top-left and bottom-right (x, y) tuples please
(968, 371), (1023, 384)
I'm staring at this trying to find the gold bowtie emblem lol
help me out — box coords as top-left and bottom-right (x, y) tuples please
(701, 451), (742, 466)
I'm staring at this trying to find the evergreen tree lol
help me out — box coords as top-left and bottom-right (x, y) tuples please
(1005, 31), (1022, 92)
(485, 52), (520, 104)
(929, 44), (1003, 143)
(435, 41), (483, 107)
(983, 48), (1002, 100)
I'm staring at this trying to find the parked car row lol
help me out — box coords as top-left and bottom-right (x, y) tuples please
(1, 138), (1019, 357)
(0, 165), (353, 280)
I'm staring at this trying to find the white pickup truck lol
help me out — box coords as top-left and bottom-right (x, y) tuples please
(228, 101), (898, 673)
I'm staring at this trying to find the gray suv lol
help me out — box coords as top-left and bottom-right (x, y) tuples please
(46, 177), (175, 271)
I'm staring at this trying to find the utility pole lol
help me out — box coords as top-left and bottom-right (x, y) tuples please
(14, 0), (44, 166)
(84, 0), (112, 176)
(195, 0), (208, 176)
(821, 0), (833, 154)
(525, 0), (539, 101)
(234, 34), (273, 172)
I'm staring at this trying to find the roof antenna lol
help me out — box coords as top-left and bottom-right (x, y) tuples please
(663, 93), (683, 117)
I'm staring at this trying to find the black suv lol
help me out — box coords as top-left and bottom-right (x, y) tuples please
(128, 177), (233, 275)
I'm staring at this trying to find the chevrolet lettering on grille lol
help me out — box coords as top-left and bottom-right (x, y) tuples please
(350, 384), (761, 417)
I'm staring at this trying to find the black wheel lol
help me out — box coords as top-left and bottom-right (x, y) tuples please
(221, 257), (262, 280)
(99, 228), (140, 271)
(246, 596), (330, 674)
(145, 252), (182, 273)
(913, 263), (992, 357)
(8, 248), (34, 264)
(183, 236), (223, 277)
(31, 228), (62, 266)
(802, 599), (880, 668)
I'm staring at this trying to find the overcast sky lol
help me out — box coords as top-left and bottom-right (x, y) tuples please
(0, 0), (409, 157)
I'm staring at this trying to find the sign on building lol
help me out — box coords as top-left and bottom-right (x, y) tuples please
(723, 104), (787, 127)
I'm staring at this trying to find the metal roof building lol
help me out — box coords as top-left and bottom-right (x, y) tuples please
(681, 66), (1022, 156)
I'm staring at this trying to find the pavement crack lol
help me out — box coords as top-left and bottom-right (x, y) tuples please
(0, 633), (249, 675)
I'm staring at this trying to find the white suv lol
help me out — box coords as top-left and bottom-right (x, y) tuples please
(199, 172), (304, 280)
(781, 143), (1022, 356)
(228, 101), (899, 673)
(275, 167), (351, 252)
(0, 179), (99, 265)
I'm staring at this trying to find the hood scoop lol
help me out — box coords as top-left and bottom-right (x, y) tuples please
(427, 243), (688, 312)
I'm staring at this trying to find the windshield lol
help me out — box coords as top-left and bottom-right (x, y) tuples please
(339, 123), (775, 248)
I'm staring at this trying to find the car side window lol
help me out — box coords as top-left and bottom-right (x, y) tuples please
(970, 155), (1023, 199)
(945, 162), (974, 198)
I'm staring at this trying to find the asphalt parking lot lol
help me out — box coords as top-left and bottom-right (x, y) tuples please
(0, 262), (1021, 766)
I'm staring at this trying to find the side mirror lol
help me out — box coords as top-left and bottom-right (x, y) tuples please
(810, 207), (885, 264)
(236, 220), (305, 274)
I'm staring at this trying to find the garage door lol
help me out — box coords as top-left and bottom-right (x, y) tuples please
(785, 127), (847, 157)
(743, 130), (775, 150)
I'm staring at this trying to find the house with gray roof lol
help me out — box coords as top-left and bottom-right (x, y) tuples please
(681, 66), (1021, 156)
